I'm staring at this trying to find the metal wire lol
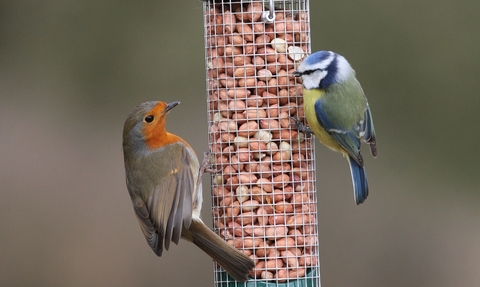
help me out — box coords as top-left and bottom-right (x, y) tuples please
(203, 1), (319, 286)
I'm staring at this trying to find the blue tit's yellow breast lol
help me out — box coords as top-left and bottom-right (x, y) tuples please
(303, 89), (346, 155)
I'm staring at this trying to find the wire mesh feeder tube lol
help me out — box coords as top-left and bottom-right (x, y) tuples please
(203, 1), (319, 286)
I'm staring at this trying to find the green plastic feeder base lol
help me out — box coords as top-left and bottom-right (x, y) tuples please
(215, 268), (319, 287)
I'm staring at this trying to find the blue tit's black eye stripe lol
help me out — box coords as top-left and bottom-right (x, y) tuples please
(303, 69), (317, 75)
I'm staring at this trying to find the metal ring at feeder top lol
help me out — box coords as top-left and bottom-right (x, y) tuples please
(261, 0), (276, 23)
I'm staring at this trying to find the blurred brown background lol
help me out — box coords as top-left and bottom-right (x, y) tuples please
(1, 1), (479, 286)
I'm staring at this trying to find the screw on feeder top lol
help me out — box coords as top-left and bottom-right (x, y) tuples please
(261, 0), (276, 23)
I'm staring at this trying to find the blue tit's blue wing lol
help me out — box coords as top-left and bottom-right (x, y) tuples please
(314, 98), (364, 166)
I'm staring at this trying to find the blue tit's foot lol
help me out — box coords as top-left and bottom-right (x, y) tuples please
(290, 117), (313, 138)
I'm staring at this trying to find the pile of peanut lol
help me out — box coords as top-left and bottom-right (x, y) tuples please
(204, 1), (319, 282)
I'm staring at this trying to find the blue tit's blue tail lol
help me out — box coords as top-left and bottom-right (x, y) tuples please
(347, 156), (369, 205)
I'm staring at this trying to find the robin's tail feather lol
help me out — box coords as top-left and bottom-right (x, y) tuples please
(183, 218), (254, 282)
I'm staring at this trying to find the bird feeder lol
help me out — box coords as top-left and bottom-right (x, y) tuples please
(203, 0), (320, 286)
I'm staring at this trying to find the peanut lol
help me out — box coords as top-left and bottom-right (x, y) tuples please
(238, 121), (259, 137)
(246, 2), (263, 22)
(265, 225), (288, 239)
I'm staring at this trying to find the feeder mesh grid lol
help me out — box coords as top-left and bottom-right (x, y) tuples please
(203, 1), (320, 286)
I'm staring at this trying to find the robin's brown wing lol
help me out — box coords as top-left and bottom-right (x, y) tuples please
(131, 143), (195, 256)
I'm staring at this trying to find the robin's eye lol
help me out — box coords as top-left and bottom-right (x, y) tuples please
(144, 115), (154, 123)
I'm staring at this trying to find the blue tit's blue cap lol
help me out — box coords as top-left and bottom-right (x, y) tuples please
(304, 50), (334, 65)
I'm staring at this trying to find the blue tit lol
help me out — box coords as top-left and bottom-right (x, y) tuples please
(293, 50), (377, 205)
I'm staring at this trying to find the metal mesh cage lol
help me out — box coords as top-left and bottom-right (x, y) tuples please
(203, 1), (320, 285)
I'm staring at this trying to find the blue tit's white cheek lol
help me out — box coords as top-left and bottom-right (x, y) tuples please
(335, 55), (354, 82)
(302, 70), (327, 90)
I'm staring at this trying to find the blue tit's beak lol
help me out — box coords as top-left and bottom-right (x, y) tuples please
(292, 71), (302, 77)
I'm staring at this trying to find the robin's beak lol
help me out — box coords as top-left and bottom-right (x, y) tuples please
(164, 101), (180, 114)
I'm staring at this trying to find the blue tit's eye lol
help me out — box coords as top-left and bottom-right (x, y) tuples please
(144, 115), (154, 123)
(303, 69), (316, 75)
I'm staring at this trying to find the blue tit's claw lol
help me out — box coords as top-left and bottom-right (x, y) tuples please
(290, 117), (313, 138)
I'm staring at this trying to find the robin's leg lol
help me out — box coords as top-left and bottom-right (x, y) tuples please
(195, 151), (220, 194)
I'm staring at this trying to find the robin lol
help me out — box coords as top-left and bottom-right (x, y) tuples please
(122, 101), (254, 282)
